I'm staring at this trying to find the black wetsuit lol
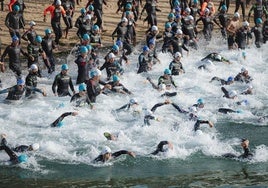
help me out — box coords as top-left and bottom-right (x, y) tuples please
(0, 85), (43, 100)
(235, 27), (252, 49)
(151, 141), (170, 155)
(210, 77), (232, 85)
(218, 108), (237, 114)
(213, 12), (229, 39)
(75, 14), (86, 40)
(115, 103), (132, 112)
(62, 0), (74, 34)
(100, 60), (124, 80)
(223, 147), (253, 159)
(194, 120), (210, 131)
(93, 0), (107, 28)
(75, 55), (88, 84)
(251, 25), (263, 48)
(52, 72), (75, 97)
(263, 20), (268, 43)
(141, 1), (158, 27)
(0, 142), (19, 164)
(5, 11), (25, 38)
(158, 75), (177, 88)
(112, 22), (132, 55)
(25, 72), (38, 97)
(42, 35), (56, 72)
(171, 103), (198, 121)
(144, 102), (169, 125)
(21, 29), (37, 44)
(70, 93), (90, 107)
(169, 36), (189, 56)
(248, 4), (268, 24)
(182, 22), (198, 49)
(137, 52), (151, 74)
(50, 112), (73, 127)
(94, 150), (129, 162)
(169, 60), (185, 75)
(85, 79), (106, 103)
(107, 81), (131, 94)
(1, 44), (28, 78)
(13, 145), (30, 152)
(234, 73), (253, 83)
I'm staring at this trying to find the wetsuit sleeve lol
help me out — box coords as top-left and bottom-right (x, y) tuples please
(171, 103), (188, 114)
(194, 120), (209, 131)
(200, 53), (212, 61)
(69, 77), (75, 93)
(25, 86), (44, 95)
(221, 87), (229, 98)
(0, 46), (10, 62)
(218, 108), (236, 114)
(171, 77), (177, 87)
(115, 104), (129, 112)
(60, 6), (66, 16)
(1, 138), (7, 146)
(13, 145), (29, 152)
(0, 88), (9, 95)
(144, 115), (156, 125)
(100, 62), (107, 71)
(50, 112), (73, 127)
(112, 150), (129, 158)
(52, 75), (59, 94)
(93, 154), (104, 162)
(122, 85), (131, 94)
(0, 145), (18, 162)
(151, 102), (166, 112)
(151, 141), (169, 155)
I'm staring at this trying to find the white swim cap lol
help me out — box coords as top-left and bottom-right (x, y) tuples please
(174, 52), (182, 58)
(121, 17), (128, 23)
(31, 143), (40, 151)
(108, 53), (116, 59)
(145, 109), (153, 116)
(176, 29), (183, 35)
(242, 21), (249, 27)
(29, 21), (36, 26)
(229, 90), (237, 98)
(55, 0), (61, 5)
(30, 64), (38, 71)
(101, 146), (111, 155)
(234, 12), (240, 18)
(151, 25), (158, 31)
(129, 98), (138, 104)
(159, 83), (166, 90)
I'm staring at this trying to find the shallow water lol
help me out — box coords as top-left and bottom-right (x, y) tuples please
(0, 36), (267, 187)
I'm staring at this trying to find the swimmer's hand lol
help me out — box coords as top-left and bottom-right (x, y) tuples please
(72, 112), (78, 116)
(208, 121), (214, 128)
(128, 151), (136, 158)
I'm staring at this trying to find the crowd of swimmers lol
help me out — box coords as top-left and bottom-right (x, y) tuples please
(0, 0), (266, 164)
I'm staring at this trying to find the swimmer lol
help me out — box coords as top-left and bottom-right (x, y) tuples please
(151, 141), (173, 155)
(50, 112), (78, 127)
(222, 138), (253, 160)
(93, 146), (135, 163)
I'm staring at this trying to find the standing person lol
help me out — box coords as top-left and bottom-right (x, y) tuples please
(75, 46), (88, 84)
(251, 18), (264, 48)
(52, 64), (75, 97)
(93, 0), (107, 31)
(75, 8), (87, 40)
(169, 52), (185, 75)
(234, 0), (246, 20)
(100, 53), (124, 80)
(235, 21), (252, 49)
(213, 5), (229, 39)
(140, 0), (160, 27)
(70, 83), (90, 107)
(42, 28), (57, 73)
(248, 0), (268, 24)
(0, 35), (29, 79)
(169, 29), (189, 56)
(158, 69), (177, 89)
(226, 12), (240, 50)
(62, 0), (74, 39)
(25, 64), (41, 97)
(43, 0), (66, 45)
(21, 21), (37, 44)
(85, 69), (111, 104)
(137, 46), (152, 74)
(5, 5), (25, 39)
(0, 79), (46, 101)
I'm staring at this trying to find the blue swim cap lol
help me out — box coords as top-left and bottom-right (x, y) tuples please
(81, 8), (86, 14)
(18, 154), (28, 163)
(143, 46), (149, 52)
(193, 0), (198, 3)
(197, 98), (204, 104)
(221, 5), (227, 11)
(175, 7), (181, 12)
(83, 34), (90, 41)
(57, 121), (64, 127)
(12, 35), (19, 42)
(236, 109), (243, 113)
(112, 75), (120, 82)
(89, 5), (94, 11)
(35, 35), (42, 43)
(45, 28), (52, 35)
(165, 22), (172, 29)
(256, 18), (262, 24)
(80, 46), (88, 54)
(116, 40), (123, 47)
(79, 83), (86, 91)
(125, 11), (131, 16)
(92, 25), (99, 31)
(174, 0), (180, 6)
(227, 76), (234, 82)
(86, 44), (92, 51)
(61, 64), (69, 70)
(125, 3), (132, 9)
(17, 78), (25, 85)
(164, 68), (171, 75)
(168, 13), (175, 19)
(112, 44), (119, 51)
(149, 39), (155, 45)
(13, 5), (20, 11)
